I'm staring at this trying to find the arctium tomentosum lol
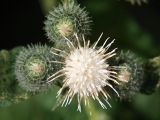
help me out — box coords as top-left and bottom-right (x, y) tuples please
(44, 2), (92, 42)
(47, 33), (126, 112)
(15, 45), (56, 92)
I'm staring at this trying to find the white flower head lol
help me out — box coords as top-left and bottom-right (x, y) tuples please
(48, 33), (121, 112)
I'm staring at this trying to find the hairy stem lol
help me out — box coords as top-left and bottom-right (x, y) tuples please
(0, 47), (30, 107)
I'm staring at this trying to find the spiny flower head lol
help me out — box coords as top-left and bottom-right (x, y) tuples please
(15, 45), (56, 92)
(44, 2), (92, 42)
(125, 0), (148, 5)
(48, 33), (122, 112)
(114, 51), (144, 100)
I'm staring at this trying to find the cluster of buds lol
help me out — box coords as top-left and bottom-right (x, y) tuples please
(15, 0), (146, 112)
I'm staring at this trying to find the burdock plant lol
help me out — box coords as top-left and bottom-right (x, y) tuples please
(15, 45), (56, 92)
(0, 0), (160, 115)
(44, 0), (92, 43)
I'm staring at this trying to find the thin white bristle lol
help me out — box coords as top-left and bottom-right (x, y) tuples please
(92, 32), (103, 49)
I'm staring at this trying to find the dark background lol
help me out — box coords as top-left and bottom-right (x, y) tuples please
(1, 0), (160, 49)
(1, 0), (45, 49)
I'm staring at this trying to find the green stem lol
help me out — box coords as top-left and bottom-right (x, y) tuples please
(39, 0), (57, 14)
(84, 98), (110, 120)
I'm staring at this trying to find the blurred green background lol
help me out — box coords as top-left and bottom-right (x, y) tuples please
(1, 0), (160, 120)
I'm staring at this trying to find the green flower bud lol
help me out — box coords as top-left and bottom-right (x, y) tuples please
(44, 2), (92, 42)
(15, 45), (56, 92)
(113, 51), (144, 101)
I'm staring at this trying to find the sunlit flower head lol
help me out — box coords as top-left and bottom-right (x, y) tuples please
(47, 33), (122, 112)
